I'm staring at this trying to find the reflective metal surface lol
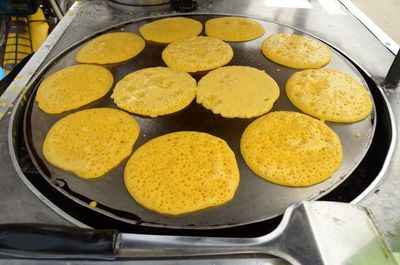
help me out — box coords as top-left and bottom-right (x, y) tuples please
(0, 258), (289, 265)
(24, 15), (375, 229)
(0, 0), (400, 263)
(107, 0), (170, 12)
(110, 0), (170, 4)
(117, 201), (397, 265)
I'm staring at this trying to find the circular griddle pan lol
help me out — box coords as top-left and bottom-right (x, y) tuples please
(24, 15), (376, 229)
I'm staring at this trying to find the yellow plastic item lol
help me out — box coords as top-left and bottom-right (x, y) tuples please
(2, 8), (49, 74)
(29, 8), (49, 51)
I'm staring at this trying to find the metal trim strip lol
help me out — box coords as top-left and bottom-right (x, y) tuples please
(351, 85), (397, 204)
(337, 0), (399, 55)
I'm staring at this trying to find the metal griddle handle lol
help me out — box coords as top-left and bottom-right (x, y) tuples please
(382, 49), (400, 89)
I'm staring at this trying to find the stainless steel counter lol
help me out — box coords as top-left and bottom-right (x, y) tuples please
(0, 0), (399, 263)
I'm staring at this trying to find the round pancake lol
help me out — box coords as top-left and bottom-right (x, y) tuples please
(43, 108), (140, 180)
(286, 69), (373, 123)
(124, 131), (240, 215)
(205, 17), (265, 42)
(139, 17), (202, 43)
(36, 65), (113, 114)
(162, 36), (233, 73)
(261, 33), (331, 69)
(111, 67), (196, 117)
(76, 32), (145, 64)
(241, 111), (342, 187)
(196, 66), (280, 118)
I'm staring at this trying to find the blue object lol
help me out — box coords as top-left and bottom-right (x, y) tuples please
(0, 68), (5, 81)
(0, 0), (41, 15)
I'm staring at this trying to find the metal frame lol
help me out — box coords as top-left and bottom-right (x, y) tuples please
(1, 0), (400, 262)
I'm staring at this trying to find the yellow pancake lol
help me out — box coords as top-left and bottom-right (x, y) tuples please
(124, 131), (240, 215)
(241, 111), (342, 187)
(111, 67), (196, 117)
(261, 33), (331, 69)
(286, 69), (373, 123)
(43, 108), (140, 179)
(36, 65), (113, 114)
(162, 36), (233, 73)
(196, 66), (280, 118)
(76, 32), (145, 64)
(139, 17), (202, 43)
(205, 17), (265, 42)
